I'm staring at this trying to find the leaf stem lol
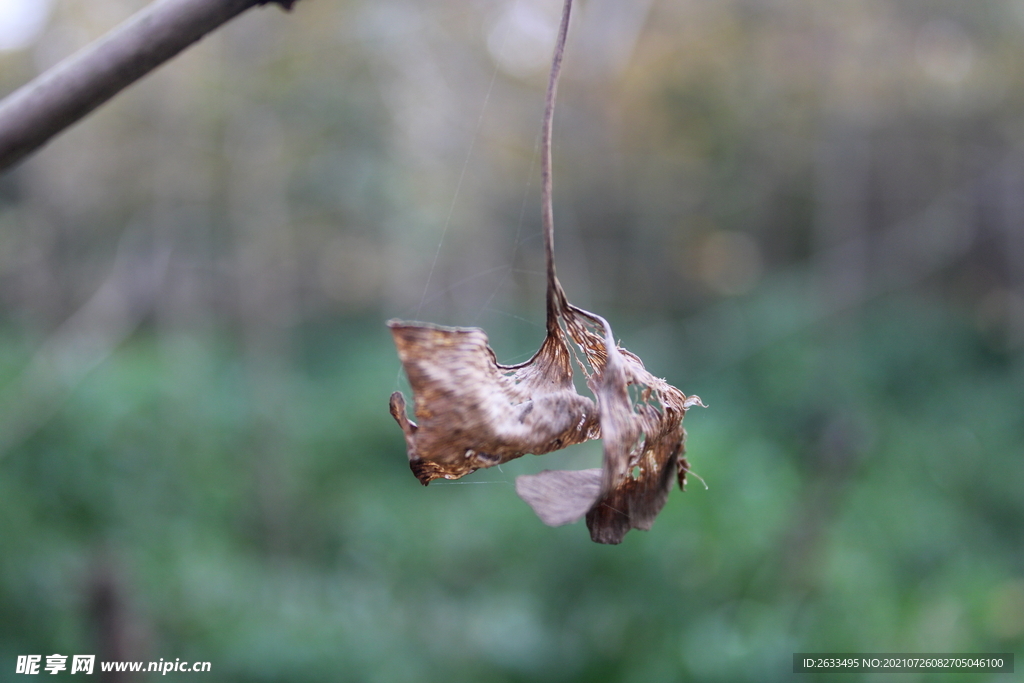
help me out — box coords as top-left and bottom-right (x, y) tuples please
(543, 0), (573, 327)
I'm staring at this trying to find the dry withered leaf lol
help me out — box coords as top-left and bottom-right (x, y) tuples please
(513, 285), (704, 544)
(387, 0), (704, 544)
(388, 317), (599, 485)
(390, 278), (704, 544)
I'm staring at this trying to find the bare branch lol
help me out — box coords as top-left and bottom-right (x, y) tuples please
(0, 0), (299, 174)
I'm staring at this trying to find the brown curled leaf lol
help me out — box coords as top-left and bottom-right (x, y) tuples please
(389, 287), (704, 544)
(387, 0), (704, 544)
(509, 298), (705, 544)
(388, 320), (599, 484)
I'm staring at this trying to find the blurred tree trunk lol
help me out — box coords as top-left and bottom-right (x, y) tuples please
(0, 0), (299, 173)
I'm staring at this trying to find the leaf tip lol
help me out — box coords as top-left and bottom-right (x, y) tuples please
(515, 469), (602, 527)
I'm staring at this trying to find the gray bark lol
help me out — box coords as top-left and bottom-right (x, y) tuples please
(0, 0), (298, 173)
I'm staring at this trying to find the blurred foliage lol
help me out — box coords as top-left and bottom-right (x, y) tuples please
(1, 0), (1023, 681)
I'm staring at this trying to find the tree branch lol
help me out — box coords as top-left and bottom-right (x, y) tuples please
(0, 0), (299, 174)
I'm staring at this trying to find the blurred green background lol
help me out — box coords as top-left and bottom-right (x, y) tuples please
(1, 0), (1023, 681)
